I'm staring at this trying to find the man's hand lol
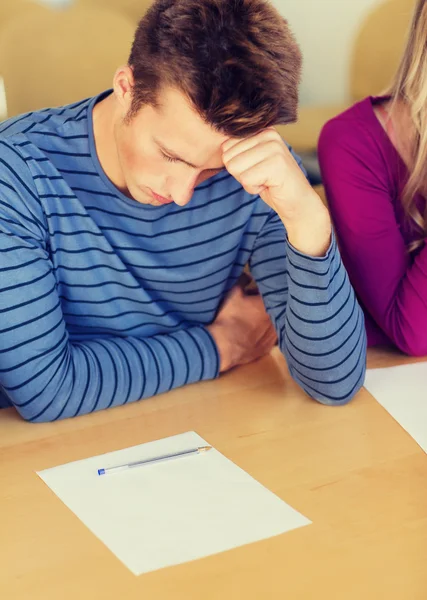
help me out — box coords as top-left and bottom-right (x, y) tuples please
(222, 129), (332, 257)
(207, 284), (277, 373)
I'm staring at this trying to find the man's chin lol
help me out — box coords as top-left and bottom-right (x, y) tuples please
(129, 185), (156, 206)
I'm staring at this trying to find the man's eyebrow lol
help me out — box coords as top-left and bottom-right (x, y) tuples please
(154, 138), (224, 170)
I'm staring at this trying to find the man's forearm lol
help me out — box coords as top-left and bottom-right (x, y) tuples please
(3, 325), (219, 423)
(281, 235), (367, 404)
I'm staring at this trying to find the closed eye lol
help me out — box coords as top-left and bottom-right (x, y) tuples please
(161, 151), (180, 164)
(161, 150), (223, 173)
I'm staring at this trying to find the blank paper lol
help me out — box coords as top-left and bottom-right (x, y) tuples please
(365, 363), (427, 453)
(37, 431), (311, 575)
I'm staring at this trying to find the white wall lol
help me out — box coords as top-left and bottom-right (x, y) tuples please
(35, 0), (385, 106)
(36, 0), (72, 7)
(271, 0), (384, 106)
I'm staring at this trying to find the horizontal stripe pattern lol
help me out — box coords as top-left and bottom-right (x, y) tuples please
(0, 90), (366, 421)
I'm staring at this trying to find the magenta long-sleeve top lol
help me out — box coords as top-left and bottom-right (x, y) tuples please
(318, 96), (427, 356)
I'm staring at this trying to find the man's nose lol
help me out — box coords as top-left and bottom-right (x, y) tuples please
(171, 173), (198, 206)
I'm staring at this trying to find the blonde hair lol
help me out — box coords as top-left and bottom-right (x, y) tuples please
(386, 0), (427, 251)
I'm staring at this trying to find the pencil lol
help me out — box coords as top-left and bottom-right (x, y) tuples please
(97, 445), (212, 476)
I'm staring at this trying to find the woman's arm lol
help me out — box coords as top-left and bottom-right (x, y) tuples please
(319, 118), (427, 356)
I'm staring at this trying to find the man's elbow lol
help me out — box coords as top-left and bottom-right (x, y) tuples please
(14, 394), (68, 423)
(292, 364), (366, 407)
(16, 406), (56, 423)
(309, 380), (363, 407)
(0, 391), (57, 423)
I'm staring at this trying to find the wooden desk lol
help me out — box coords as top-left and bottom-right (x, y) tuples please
(1, 347), (426, 600)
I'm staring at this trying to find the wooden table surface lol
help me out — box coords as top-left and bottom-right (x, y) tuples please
(1, 346), (426, 600)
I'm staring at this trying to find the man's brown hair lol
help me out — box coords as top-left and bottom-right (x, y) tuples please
(128, 0), (302, 136)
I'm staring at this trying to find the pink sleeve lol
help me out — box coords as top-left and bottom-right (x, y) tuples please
(318, 118), (427, 356)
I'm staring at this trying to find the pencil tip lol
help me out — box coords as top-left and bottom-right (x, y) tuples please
(199, 446), (212, 453)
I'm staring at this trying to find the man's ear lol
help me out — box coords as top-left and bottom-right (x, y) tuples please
(112, 65), (135, 115)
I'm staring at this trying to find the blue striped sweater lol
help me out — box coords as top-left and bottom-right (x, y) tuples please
(0, 92), (366, 422)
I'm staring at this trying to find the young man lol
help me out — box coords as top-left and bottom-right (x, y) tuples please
(0, 0), (366, 422)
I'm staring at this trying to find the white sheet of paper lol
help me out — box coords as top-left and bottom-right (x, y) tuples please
(365, 363), (427, 453)
(37, 431), (311, 575)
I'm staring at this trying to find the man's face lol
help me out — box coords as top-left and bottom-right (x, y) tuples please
(114, 87), (229, 207)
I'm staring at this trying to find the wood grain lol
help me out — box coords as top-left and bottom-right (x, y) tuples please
(1, 346), (426, 599)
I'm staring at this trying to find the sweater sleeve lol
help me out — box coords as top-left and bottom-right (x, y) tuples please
(0, 143), (219, 422)
(319, 118), (427, 356)
(249, 207), (366, 406)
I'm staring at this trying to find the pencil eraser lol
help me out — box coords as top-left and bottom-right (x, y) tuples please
(98, 469), (105, 476)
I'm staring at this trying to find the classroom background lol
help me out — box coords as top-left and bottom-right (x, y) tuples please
(0, 0), (416, 187)
(1, 2), (426, 598)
